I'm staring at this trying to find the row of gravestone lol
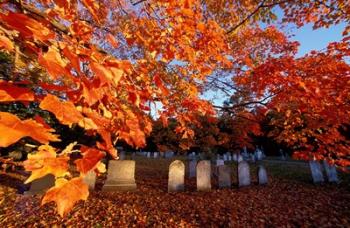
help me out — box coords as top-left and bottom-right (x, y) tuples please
(309, 160), (339, 183)
(24, 158), (340, 195)
(24, 160), (266, 195)
(169, 160), (268, 192)
(133, 151), (175, 159)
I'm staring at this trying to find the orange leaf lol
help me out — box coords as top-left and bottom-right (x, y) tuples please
(0, 112), (60, 147)
(74, 147), (104, 174)
(40, 94), (83, 126)
(42, 177), (89, 217)
(24, 145), (69, 183)
(38, 46), (68, 80)
(0, 35), (14, 51)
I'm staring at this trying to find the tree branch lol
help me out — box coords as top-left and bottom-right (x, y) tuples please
(226, 0), (290, 34)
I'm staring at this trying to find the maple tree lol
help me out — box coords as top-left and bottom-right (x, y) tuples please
(0, 0), (349, 216)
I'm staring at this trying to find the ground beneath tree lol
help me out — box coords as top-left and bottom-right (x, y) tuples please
(1, 156), (350, 227)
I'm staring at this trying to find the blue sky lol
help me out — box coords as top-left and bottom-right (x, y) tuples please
(287, 23), (346, 57)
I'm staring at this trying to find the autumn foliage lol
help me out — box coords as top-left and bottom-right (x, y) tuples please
(0, 0), (349, 216)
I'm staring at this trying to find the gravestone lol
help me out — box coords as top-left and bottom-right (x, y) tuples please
(279, 149), (286, 161)
(147, 152), (151, 158)
(168, 160), (185, 192)
(197, 160), (211, 191)
(256, 149), (263, 160)
(237, 154), (243, 163)
(223, 154), (228, 161)
(232, 153), (237, 162)
(309, 161), (324, 183)
(119, 151), (126, 160)
(154, 152), (159, 159)
(216, 159), (224, 166)
(250, 153), (256, 163)
(131, 152), (136, 160)
(218, 165), (231, 188)
(188, 159), (197, 178)
(24, 174), (55, 195)
(102, 160), (137, 191)
(238, 161), (250, 187)
(83, 170), (96, 190)
(228, 153), (232, 161)
(323, 161), (339, 183)
(258, 165), (268, 185)
(165, 151), (174, 158)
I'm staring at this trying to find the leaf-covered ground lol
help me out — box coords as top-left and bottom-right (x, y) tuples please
(1, 156), (350, 227)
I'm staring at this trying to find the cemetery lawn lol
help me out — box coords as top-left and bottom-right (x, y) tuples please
(1, 156), (350, 227)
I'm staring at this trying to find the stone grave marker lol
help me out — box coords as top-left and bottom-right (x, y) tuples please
(238, 161), (251, 187)
(102, 160), (137, 191)
(24, 174), (55, 195)
(119, 151), (126, 160)
(218, 165), (231, 188)
(258, 165), (268, 185)
(237, 154), (243, 163)
(154, 152), (159, 159)
(197, 160), (211, 191)
(309, 161), (324, 183)
(323, 161), (339, 183)
(188, 159), (197, 178)
(256, 149), (263, 160)
(250, 153), (256, 162)
(216, 159), (224, 166)
(232, 153), (237, 162)
(83, 170), (96, 190)
(168, 160), (185, 192)
(147, 152), (151, 158)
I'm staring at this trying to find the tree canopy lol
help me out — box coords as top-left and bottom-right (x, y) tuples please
(0, 0), (349, 216)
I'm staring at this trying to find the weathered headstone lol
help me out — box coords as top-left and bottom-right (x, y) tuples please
(165, 151), (174, 158)
(237, 154), (243, 163)
(223, 154), (228, 161)
(256, 149), (263, 160)
(197, 160), (211, 191)
(279, 149), (286, 161)
(119, 151), (126, 160)
(258, 165), (268, 185)
(250, 153), (256, 163)
(216, 159), (224, 166)
(24, 174), (55, 195)
(188, 159), (197, 178)
(323, 161), (339, 183)
(238, 161), (250, 187)
(168, 160), (185, 192)
(218, 165), (231, 188)
(233, 153), (238, 162)
(153, 152), (159, 159)
(309, 161), (324, 183)
(102, 160), (137, 191)
(147, 152), (151, 158)
(83, 170), (96, 190)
